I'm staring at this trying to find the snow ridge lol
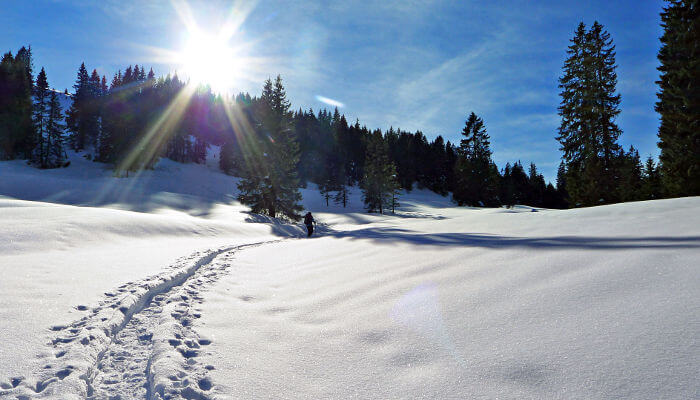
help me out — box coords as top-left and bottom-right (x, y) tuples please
(1, 240), (284, 399)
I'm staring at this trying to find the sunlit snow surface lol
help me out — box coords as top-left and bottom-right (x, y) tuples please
(1, 150), (698, 399)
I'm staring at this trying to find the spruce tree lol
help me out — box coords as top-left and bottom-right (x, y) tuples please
(44, 91), (67, 168)
(453, 112), (497, 206)
(528, 163), (546, 206)
(237, 76), (302, 221)
(362, 130), (399, 214)
(618, 146), (643, 202)
(641, 156), (663, 199)
(0, 47), (34, 159)
(500, 163), (515, 207)
(32, 68), (50, 166)
(219, 140), (237, 175)
(656, 0), (699, 196)
(556, 162), (567, 194)
(557, 22), (624, 207)
(66, 63), (91, 150)
(317, 149), (341, 207)
(0, 52), (14, 158)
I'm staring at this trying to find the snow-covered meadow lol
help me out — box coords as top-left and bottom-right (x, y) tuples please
(1, 152), (698, 399)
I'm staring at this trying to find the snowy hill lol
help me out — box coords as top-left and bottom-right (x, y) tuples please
(1, 154), (698, 399)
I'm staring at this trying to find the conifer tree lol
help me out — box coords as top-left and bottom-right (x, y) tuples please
(44, 91), (67, 168)
(192, 136), (208, 164)
(66, 63), (91, 150)
(444, 141), (457, 192)
(453, 112), (498, 206)
(557, 22), (624, 207)
(31, 67), (50, 165)
(0, 52), (16, 158)
(237, 76), (302, 220)
(122, 65), (133, 85)
(219, 140), (237, 175)
(557, 21), (622, 206)
(362, 130), (399, 213)
(110, 70), (122, 89)
(334, 179), (350, 208)
(500, 163), (515, 207)
(0, 47), (34, 159)
(29, 68), (66, 168)
(556, 162), (567, 194)
(528, 163), (546, 206)
(656, 0), (699, 196)
(641, 156), (663, 199)
(618, 146), (643, 202)
(332, 114), (351, 207)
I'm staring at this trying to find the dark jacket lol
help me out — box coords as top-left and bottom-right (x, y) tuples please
(304, 213), (314, 225)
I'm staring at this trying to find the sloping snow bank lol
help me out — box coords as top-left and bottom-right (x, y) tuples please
(0, 154), (305, 385)
(0, 198), (298, 382)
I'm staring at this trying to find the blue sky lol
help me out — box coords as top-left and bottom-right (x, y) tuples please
(0, 0), (665, 182)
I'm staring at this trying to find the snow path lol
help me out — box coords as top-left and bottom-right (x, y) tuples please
(1, 240), (286, 400)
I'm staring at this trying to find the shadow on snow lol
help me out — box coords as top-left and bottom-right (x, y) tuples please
(326, 227), (700, 250)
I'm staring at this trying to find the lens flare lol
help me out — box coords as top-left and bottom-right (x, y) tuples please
(316, 95), (345, 108)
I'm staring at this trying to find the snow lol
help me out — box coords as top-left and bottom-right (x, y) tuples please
(198, 198), (699, 399)
(1, 152), (698, 399)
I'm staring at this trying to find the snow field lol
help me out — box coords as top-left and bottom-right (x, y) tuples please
(195, 200), (700, 399)
(1, 150), (699, 399)
(2, 242), (287, 399)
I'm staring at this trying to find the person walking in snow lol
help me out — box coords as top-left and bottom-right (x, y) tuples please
(304, 211), (315, 237)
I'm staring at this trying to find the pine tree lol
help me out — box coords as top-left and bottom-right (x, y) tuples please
(453, 112), (497, 206)
(237, 76), (302, 221)
(656, 0), (699, 196)
(557, 22), (624, 207)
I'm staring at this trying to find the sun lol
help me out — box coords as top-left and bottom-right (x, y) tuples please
(178, 31), (240, 93)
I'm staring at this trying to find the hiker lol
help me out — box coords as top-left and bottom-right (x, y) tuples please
(304, 211), (315, 237)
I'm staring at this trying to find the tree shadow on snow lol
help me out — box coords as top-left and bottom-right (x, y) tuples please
(243, 212), (307, 237)
(327, 227), (700, 250)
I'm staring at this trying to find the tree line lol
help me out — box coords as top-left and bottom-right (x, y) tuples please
(0, 0), (696, 219)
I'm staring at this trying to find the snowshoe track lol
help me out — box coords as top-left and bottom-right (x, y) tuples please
(1, 240), (283, 399)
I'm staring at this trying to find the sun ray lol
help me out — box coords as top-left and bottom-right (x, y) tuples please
(117, 84), (196, 174)
(170, 0), (199, 35)
(219, 0), (259, 42)
(222, 99), (266, 177)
